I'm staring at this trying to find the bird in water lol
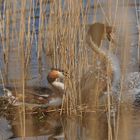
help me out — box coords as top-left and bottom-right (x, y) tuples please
(36, 68), (67, 107)
(3, 68), (67, 108)
(79, 22), (120, 106)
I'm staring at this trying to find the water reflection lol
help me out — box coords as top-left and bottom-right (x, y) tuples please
(0, 97), (140, 140)
(4, 109), (64, 139)
(0, 93), (109, 140)
(13, 107), (62, 138)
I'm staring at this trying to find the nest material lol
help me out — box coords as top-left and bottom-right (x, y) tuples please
(0, 95), (60, 119)
(0, 97), (14, 118)
(0, 96), (62, 137)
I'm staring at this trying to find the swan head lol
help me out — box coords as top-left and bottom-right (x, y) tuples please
(47, 68), (67, 83)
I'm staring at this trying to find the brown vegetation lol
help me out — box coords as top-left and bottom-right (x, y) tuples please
(0, 0), (139, 140)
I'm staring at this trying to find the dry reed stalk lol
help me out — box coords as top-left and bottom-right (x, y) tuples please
(37, 0), (44, 81)
(112, 2), (132, 140)
(4, 5), (10, 84)
(18, 0), (26, 138)
(0, 1), (6, 85)
(12, 0), (26, 87)
(47, 1), (57, 67)
(135, 0), (140, 70)
(107, 48), (113, 140)
(6, 0), (25, 135)
(107, 0), (112, 23)
(93, 0), (98, 21)
(24, 0), (33, 83)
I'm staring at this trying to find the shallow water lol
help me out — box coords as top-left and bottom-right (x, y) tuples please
(0, 86), (140, 140)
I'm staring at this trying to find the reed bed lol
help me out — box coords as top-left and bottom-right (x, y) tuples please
(0, 0), (139, 140)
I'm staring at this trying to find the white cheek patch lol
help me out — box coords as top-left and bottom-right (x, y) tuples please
(58, 72), (64, 79)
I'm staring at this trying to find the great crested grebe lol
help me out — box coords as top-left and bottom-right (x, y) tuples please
(86, 22), (114, 47)
(80, 23), (120, 105)
(3, 68), (67, 108)
(33, 68), (66, 107)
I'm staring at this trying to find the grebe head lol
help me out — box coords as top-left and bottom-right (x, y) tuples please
(47, 68), (66, 83)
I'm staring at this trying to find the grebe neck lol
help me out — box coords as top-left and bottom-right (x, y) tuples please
(50, 81), (64, 94)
